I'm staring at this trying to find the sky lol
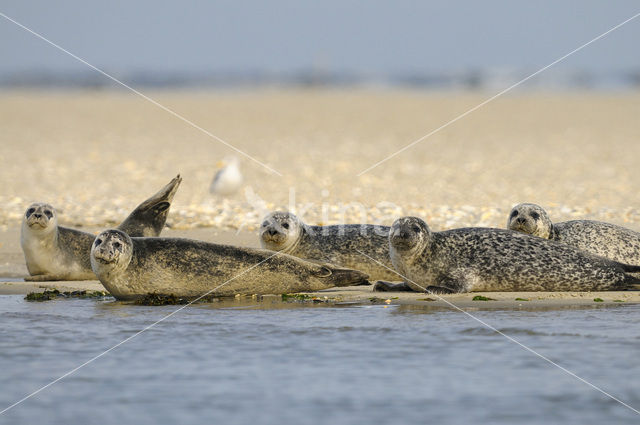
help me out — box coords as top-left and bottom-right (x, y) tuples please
(0, 1), (639, 80)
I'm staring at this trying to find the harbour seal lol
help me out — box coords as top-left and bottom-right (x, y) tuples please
(375, 216), (640, 293)
(507, 203), (640, 265)
(90, 229), (370, 300)
(259, 211), (396, 281)
(21, 175), (182, 281)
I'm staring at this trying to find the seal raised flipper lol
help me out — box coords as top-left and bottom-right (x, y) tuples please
(90, 229), (369, 300)
(118, 174), (182, 237)
(21, 175), (183, 281)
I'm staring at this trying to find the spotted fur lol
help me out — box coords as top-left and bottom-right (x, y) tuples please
(260, 211), (396, 280)
(91, 229), (370, 300)
(507, 203), (640, 265)
(389, 216), (640, 293)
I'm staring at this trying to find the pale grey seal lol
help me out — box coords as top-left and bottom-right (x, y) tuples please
(21, 175), (182, 281)
(507, 203), (640, 265)
(375, 216), (640, 293)
(90, 229), (370, 300)
(259, 211), (396, 281)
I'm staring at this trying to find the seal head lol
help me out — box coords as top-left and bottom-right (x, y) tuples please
(22, 203), (57, 234)
(91, 229), (133, 273)
(507, 203), (553, 239)
(259, 211), (303, 252)
(389, 216), (431, 257)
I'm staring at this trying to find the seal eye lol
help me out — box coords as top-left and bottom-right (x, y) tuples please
(44, 210), (53, 218)
(510, 210), (519, 219)
(530, 212), (540, 220)
(261, 221), (269, 228)
(282, 223), (290, 229)
(114, 242), (122, 250)
(26, 208), (35, 217)
(95, 238), (102, 246)
(411, 225), (421, 233)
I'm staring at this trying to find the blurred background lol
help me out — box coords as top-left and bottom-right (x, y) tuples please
(1, 1), (640, 232)
(1, 1), (640, 90)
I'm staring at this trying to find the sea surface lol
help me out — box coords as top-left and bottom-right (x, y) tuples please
(1, 295), (639, 425)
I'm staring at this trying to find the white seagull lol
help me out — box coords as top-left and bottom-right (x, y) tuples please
(209, 156), (243, 196)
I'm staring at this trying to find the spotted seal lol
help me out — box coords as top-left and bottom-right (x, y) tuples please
(259, 211), (396, 281)
(90, 229), (369, 300)
(374, 216), (640, 293)
(507, 203), (640, 265)
(21, 175), (182, 281)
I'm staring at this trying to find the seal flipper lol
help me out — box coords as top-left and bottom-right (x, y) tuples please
(617, 263), (640, 274)
(373, 281), (414, 292)
(621, 272), (640, 290)
(118, 174), (182, 237)
(315, 264), (369, 287)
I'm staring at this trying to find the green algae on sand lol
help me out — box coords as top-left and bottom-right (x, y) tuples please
(25, 289), (110, 301)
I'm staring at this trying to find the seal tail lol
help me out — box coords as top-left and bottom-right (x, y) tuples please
(144, 174), (183, 207)
(315, 264), (370, 287)
(618, 263), (640, 274)
(622, 273), (640, 290)
(118, 174), (182, 236)
(609, 261), (640, 290)
(132, 174), (183, 213)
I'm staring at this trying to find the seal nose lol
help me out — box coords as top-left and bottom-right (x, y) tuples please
(400, 231), (408, 239)
(516, 217), (526, 224)
(33, 213), (42, 219)
(268, 228), (278, 236)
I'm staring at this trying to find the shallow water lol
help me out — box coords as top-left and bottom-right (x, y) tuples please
(1, 296), (640, 425)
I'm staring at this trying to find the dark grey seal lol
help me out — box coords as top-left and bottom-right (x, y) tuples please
(90, 229), (370, 300)
(507, 203), (640, 265)
(20, 175), (182, 281)
(259, 211), (396, 281)
(375, 216), (640, 293)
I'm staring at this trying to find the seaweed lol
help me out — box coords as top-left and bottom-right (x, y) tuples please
(281, 293), (312, 302)
(417, 297), (437, 302)
(472, 295), (496, 301)
(25, 289), (59, 301)
(593, 298), (604, 302)
(368, 297), (386, 304)
(134, 293), (190, 305)
(25, 289), (110, 301)
(515, 298), (530, 301)
(281, 293), (331, 304)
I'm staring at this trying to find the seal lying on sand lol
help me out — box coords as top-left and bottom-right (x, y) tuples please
(259, 211), (396, 281)
(507, 203), (640, 265)
(21, 175), (182, 281)
(90, 229), (369, 300)
(375, 216), (640, 293)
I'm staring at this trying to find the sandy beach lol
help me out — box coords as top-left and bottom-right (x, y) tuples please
(2, 90), (640, 233)
(2, 90), (640, 306)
